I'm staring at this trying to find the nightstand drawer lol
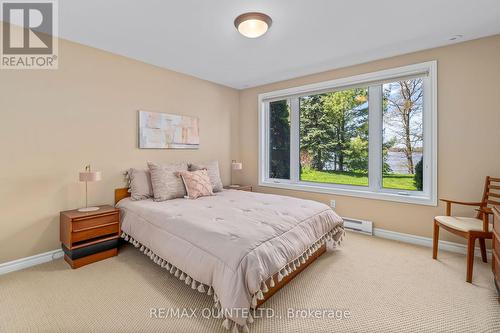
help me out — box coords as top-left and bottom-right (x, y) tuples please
(71, 223), (119, 243)
(63, 238), (119, 260)
(72, 213), (119, 232)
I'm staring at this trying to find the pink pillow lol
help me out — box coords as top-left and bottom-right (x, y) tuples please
(177, 169), (214, 199)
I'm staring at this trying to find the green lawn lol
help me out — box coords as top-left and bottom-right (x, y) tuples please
(300, 169), (417, 190)
(382, 173), (417, 190)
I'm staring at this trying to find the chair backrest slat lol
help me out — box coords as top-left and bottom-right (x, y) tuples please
(477, 177), (500, 222)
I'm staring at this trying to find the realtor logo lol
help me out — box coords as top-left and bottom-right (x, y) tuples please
(1, 0), (58, 69)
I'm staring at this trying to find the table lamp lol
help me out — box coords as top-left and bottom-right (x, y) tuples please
(230, 160), (243, 188)
(78, 164), (102, 212)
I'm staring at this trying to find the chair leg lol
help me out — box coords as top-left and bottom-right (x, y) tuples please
(466, 236), (475, 283)
(479, 238), (487, 263)
(432, 220), (439, 259)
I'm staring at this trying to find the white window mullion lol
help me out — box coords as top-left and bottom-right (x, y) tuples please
(289, 97), (300, 184)
(368, 85), (383, 192)
(422, 75), (433, 199)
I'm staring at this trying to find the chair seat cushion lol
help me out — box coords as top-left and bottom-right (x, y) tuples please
(435, 216), (488, 232)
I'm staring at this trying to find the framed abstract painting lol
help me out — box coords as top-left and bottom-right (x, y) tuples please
(138, 110), (200, 149)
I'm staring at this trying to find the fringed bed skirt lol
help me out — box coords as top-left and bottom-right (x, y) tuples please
(120, 225), (345, 332)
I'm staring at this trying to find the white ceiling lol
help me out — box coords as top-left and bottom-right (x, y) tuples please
(59, 0), (500, 89)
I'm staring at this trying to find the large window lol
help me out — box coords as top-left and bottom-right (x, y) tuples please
(259, 62), (437, 205)
(299, 87), (369, 187)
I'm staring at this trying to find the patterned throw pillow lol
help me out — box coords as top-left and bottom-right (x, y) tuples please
(189, 161), (223, 192)
(177, 169), (214, 199)
(148, 162), (188, 201)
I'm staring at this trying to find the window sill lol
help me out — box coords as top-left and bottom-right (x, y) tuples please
(259, 180), (437, 206)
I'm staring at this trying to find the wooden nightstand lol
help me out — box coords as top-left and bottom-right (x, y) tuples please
(223, 185), (253, 192)
(60, 205), (120, 269)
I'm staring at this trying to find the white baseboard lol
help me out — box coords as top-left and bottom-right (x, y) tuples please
(372, 228), (492, 259)
(0, 227), (492, 276)
(0, 249), (63, 276)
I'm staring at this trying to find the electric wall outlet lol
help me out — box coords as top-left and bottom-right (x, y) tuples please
(329, 200), (336, 209)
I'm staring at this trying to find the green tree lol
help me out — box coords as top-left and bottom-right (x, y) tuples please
(344, 136), (368, 172)
(414, 158), (423, 190)
(322, 88), (368, 172)
(299, 94), (335, 170)
(382, 137), (396, 174)
(269, 100), (290, 179)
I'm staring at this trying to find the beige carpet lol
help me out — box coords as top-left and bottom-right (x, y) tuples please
(1, 232), (499, 333)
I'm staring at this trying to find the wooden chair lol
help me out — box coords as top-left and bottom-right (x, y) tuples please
(433, 176), (500, 283)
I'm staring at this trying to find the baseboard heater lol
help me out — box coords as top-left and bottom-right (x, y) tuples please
(342, 217), (373, 235)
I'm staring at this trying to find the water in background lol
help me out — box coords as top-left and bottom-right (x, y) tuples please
(322, 151), (422, 174)
(386, 151), (423, 174)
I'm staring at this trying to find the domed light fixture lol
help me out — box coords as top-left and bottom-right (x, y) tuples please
(234, 12), (272, 38)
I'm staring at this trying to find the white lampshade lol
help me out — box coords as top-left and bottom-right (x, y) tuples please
(78, 166), (101, 212)
(79, 171), (102, 182)
(232, 162), (243, 170)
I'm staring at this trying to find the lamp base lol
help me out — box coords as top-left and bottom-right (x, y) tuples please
(78, 207), (100, 212)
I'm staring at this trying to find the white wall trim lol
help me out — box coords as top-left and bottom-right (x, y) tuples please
(258, 61), (437, 100)
(0, 224), (491, 276)
(0, 249), (63, 276)
(372, 227), (492, 259)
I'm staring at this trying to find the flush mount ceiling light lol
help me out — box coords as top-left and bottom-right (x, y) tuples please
(234, 12), (272, 38)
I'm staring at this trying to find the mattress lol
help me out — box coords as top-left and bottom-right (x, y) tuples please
(117, 189), (344, 330)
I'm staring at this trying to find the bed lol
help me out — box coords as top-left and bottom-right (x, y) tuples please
(115, 188), (344, 332)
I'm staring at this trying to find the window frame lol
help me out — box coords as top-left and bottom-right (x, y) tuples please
(258, 61), (438, 206)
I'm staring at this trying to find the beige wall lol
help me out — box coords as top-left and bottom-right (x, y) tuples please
(1, 31), (499, 265)
(237, 35), (500, 243)
(0, 38), (239, 263)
